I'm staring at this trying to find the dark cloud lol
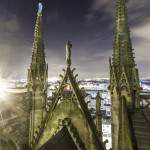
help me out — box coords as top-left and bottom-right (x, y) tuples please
(0, 0), (149, 79)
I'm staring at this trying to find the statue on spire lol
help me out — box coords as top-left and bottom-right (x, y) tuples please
(66, 40), (72, 67)
(38, 2), (43, 14)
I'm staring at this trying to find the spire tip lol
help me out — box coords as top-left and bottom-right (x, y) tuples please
(38, 2), (43, 14)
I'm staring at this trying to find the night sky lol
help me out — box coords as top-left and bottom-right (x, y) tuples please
(0, 0), (150, 79)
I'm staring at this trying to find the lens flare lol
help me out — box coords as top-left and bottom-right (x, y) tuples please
(0, 79), (9, 100)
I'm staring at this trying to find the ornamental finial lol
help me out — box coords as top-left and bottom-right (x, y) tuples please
(66, 40), (72, 67)
(38, 2), (43, 14)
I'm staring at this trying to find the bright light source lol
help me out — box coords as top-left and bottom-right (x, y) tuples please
(0, 79), (9, 100)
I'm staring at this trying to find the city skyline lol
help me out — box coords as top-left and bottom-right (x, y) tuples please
(0, 0), (150, 79)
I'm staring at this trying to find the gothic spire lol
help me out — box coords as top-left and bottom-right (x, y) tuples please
(113, 0), (135, 66)
(110, 1), (141, 149)
(31, 2), (45, 67)
(28, 3), (48, 148)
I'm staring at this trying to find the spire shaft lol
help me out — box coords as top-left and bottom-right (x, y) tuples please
(31, 3), (45, 67)
(113, 0), (135, 66)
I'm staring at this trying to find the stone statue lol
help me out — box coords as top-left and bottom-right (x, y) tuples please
(66, 40), (72, 67)
(38, 2), (43, 14)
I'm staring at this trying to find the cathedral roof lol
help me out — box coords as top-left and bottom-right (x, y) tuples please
(40, 118), (87, 150)
(131, 108), (150, 150)
(40, 127), (78, 150)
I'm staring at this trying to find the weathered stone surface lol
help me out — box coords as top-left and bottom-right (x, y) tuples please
(0, 134), (19, 150)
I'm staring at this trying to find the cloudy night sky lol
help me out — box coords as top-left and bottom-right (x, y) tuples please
(0, 0), (150, 79)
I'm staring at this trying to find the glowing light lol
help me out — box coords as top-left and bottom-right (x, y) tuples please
(38, 2), (43, 13)
(0, 79), (9, 100)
